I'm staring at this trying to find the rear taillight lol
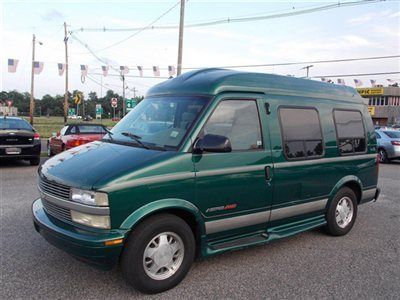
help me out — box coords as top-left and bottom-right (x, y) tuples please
(391, 140), (400, 146)
(33, 132), (40, 140)
(68, 139), (88, 148)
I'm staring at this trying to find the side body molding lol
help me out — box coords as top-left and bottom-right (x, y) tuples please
(119, 198), (205, 234)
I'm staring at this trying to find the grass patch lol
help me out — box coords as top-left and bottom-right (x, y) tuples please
(24, 117), (118, 138)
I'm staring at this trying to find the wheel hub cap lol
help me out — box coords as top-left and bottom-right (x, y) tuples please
(335, 197), (354, 228)
(143, 232), (184, 280)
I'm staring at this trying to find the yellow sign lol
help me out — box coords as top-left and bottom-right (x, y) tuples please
(368, 106), (375, 116)
(357, 88), (384, 96)
(74, 93), (82, 105)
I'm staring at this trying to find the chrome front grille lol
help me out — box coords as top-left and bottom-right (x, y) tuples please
(42, 199), (72, 222)
(38, 176), (70, 201)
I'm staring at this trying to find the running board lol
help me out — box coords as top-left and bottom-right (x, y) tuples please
(208, 233), (269, 251)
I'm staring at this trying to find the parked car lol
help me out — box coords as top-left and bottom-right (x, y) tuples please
(33, 69), (379, 294)
(83, 115), (93, 122)
(47, 124), (108, 156)
(0, 116), (41, 165)
(375, 129), (400, 162)
(67, 115), (82, 119)
(391, 124), (400, 130)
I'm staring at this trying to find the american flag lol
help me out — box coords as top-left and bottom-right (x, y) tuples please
(80, 65), (88, 76)
(370, 79), (376, 87)
(168, 65), (176, 76)
(387, 79), (396, 83)
(34, 61), (44, 75)
(321, 77), (327, 82)
(353, 79), (363, 87)
(120, 66), (129, 75)
(102, 65), (109, 77)
(337, 78), (345, 85)
(137, 66), (143, 77)
(57, 63), (65, 76)
(8, 59), (19, 73)
(153, 66), (160, 77)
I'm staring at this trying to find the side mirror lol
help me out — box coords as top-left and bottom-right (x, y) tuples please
(193, 134), (232, 154)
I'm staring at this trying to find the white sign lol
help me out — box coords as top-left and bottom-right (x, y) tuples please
(111, 98), (118, 108)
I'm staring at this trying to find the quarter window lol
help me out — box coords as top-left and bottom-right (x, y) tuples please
(202, 100), (263, 151)
(279, 107), (323, 159)
(333, 110), (366, 154)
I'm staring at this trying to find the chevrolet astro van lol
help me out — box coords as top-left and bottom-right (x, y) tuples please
(33, 69), (380, 294)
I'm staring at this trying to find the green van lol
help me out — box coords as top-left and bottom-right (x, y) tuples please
(33, 69), (380, 293)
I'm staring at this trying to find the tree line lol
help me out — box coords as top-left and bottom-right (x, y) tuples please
(0, 90), (144, 118)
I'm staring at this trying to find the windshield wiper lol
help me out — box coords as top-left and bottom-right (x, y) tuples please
(102, 127), (114, 141)
(121, 132), (149, 149)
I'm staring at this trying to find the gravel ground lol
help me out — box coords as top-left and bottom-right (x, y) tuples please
(1, 158), (399, 299)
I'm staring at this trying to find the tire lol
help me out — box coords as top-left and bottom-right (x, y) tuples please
(325, 187), (358, 236)
(378, 148), (389, 163)
(121, 213), (195, 294)
(30, 157), (40, 166)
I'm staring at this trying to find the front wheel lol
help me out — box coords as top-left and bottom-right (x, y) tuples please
(325, 187), (358, 236)
(121, 213), (195, 294)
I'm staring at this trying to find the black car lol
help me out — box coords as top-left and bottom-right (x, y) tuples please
(0, 116), (41, 165)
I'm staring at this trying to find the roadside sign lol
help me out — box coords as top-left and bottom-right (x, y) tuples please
(126, 99), (137, 112)
(6, 100), (13, 107)
(357, 88), (384, 96)
(95, 104), (102, 119)
(111, 98), (118, 108)
(368, 106), (375, 116)
(74, 92), (83, 104)
(68, 108), (76, 116)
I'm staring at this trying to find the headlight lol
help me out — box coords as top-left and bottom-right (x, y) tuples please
(71, 210), (110, 229)
(70, 188), (109, 206)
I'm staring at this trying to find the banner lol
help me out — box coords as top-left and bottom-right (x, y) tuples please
(34, 61), (44, 74)
(57, 63), (65, 76)
(8, 59), (19, 73)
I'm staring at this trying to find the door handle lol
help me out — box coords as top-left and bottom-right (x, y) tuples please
(265, 166), (271, 181)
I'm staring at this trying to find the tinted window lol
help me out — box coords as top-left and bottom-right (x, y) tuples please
(203, 100), (263, 151)
(383, 131), (400, 138)
(334, 110), (366, 154)
(0, 118), (33, 130)
(279, 108), (323, 159)
(78, 125), (106, 134)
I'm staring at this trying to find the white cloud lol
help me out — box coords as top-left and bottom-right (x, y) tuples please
(348, 9), (393, 25)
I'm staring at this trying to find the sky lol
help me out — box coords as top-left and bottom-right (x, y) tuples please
(0, 0), (399, 99)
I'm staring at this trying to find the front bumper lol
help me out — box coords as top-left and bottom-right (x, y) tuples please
(32, 198), (127, 270)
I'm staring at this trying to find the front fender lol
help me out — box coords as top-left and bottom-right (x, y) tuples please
(327, 175), (363, 207)
(119, 198), (205, 234)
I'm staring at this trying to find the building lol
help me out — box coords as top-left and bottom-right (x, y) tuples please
(0, 106), (18, 116)
(357, 86), (400, 125)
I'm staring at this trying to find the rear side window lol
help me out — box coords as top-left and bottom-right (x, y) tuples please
(333, 110), (366, 155)
(203, 100), (263, 151)
(77, 125), (106, 134)
(279, 107), (323, 159)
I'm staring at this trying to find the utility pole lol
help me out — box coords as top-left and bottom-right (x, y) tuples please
(301, 65), (314, 78)
(29, 34), (36, 125)
(132, 87), (137, 98)
(122, 75), (126, 116)
(63, 22), (69, 124)
(177, 0), (185, 76)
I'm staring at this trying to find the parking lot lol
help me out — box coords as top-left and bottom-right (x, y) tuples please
(1, 158), (399, 299)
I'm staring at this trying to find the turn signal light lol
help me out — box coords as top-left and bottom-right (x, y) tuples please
(104, 239), (124, 246)
(391, 140), (400, 146)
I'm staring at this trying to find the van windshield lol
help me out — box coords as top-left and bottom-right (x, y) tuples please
(108, 96), (210, 150)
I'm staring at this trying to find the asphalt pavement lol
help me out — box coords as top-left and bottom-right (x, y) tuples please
(1, 158), (399, 299)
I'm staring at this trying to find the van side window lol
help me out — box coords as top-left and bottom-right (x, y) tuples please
(333, 110), (366, 155)
(279, 107), (323, 159)
(203, 100), (263, 151)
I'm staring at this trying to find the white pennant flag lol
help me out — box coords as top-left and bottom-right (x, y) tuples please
(102, 65), (109, 77)
(153, 66), (160, 77)
(168, 65), (176, 76)
(353, 79), (363, 87)
(57, 63), (65, 76)
(34, 61), (44, 75)
(387, 79), (396, 83)
(337, 78), (345, 85)
(120, 66), (129, 75)
(80, 65), (88, 76)
(8, 59), (19, 73)
(137, 66), (143, 77)
(370, 79), (376, 87)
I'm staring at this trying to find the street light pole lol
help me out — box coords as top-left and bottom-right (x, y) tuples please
(63, 22), (69, 124)
(122, 75), (126, 116)
(29, 34), (36, 125)
(177, 0), (185, 76)
(301, 64), (314, 78)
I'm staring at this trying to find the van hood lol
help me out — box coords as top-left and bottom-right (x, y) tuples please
(39, 140), (176, 189)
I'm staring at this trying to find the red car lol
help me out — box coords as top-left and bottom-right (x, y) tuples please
(47, 124), (108, 156)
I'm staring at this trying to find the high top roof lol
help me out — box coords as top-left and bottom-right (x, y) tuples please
(147, 68), (364, 103)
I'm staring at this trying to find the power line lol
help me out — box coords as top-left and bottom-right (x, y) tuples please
(71, 0), (383, 33)
(312, 71), (400, 78)
(88, 72), (169, 79)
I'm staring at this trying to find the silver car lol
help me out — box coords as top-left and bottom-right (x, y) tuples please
(376, 129), (400, 162)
